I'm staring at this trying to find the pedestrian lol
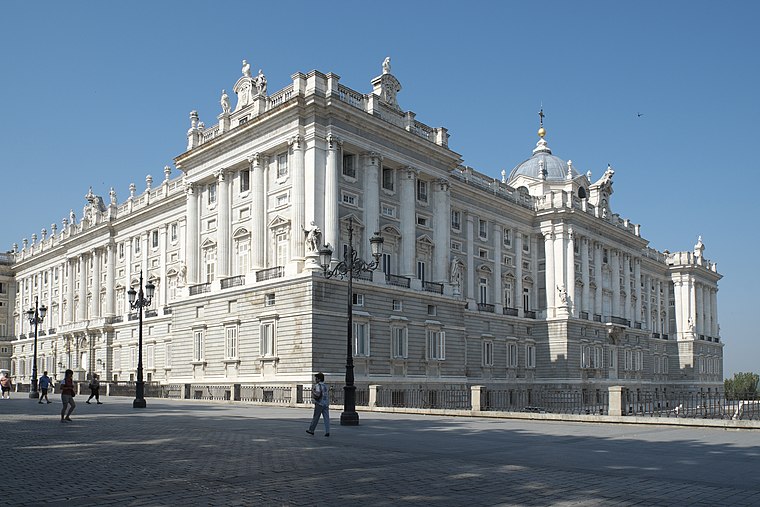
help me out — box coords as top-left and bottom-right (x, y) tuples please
(0, 372), (11, 399)
(60, 369), (76, 422)
(86, 374), (102, 404)
(306, 372), (330, 437)
(38, 371), (53, 404)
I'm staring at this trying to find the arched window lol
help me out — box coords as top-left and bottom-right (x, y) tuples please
(578, 187), (587, 199)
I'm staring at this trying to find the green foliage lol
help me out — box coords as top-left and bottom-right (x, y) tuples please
(724, 372), (760, 400)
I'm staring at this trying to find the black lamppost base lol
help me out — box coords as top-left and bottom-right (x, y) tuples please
(29, 390), (40, 399)
(133, 398), (147, 408)
(340, 411), (360, 426)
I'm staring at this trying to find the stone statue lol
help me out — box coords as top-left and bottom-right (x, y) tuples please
(255, 69), (267, 94)
(450, 258), (463, 286)
(382, 56), (391, 74)
(221, 89), (231, 114)
(69, 209), (76, 225)
(242, 59), (251, 78)
(304, 222), (322, 253)
(687, 317), (695, 332)
(557, 285), (568, 304)
(109, 187), (117, 205)
(177, 262), (187, 287)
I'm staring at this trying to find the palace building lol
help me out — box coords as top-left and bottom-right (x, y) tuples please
(3, 58), (723, 394)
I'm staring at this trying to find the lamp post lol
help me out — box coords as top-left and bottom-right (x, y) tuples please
(26, 296), (47, 399)
(319, 216), (383, 426)
(127, 271), (155, 409)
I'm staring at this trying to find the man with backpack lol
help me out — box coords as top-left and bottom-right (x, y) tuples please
(306, 372), (330, 437)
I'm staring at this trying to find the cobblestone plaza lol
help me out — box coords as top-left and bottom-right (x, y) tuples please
(2, 396), (759, 506)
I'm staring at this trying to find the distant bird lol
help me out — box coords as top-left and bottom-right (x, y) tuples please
(637, 112), (644, 118)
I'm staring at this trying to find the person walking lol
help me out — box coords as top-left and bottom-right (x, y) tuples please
(0, 372), (11, 399)
(60, 369), (76, 422)
(306, 372), (330, 437)
(86, 374), (102, 404)
(38, 371), (53, 404)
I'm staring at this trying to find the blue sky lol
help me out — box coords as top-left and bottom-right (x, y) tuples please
(1, 1), (757, 376)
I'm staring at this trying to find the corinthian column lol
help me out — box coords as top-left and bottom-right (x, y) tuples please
(324, 137), (340, 261)
(105, 242), (115, 316)
(289, 135), (305, 262)
(432, 179), (450, 283)
(216, 169), (231, 278)
(362, 152), (381, 259)
(399, 167), (417, 277)
(250, 153), (265, 269)
(185, 183), (199, 284)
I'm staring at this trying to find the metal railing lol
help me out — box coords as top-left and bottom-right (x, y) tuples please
(241, 385), (292, 404)
(422, 281), (444, 294)
(376, 387), (471, 410)
(256, 266), (284, 282)
(385, 273), (410, 288)
(189, 283), (211, 295)
(477, 303), (495, 313)
(221, 275), (245, 289)
(623, 390), (760, 420)
(524, 310), (537, 319)
(483, 388), (608, 415)
(503, 307), (519, 316)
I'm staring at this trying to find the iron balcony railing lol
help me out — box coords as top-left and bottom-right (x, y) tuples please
(385, 273), (410, 288)
(503, 307), (519, 316)
(422, 281), (444, 294)
(189, 283), (211, 295)
(477, 303), (495, 313)
(220, 275), (245, 289)
(524, 310), (537, 319)
(256, 266), (284, 282)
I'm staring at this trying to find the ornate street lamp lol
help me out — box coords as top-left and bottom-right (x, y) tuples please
(127, 271), (155, 408)
(26, 296), (47, 399)
(319, 216), (383, 425)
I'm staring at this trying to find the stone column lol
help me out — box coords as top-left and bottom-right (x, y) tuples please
(289, 135), (305, 262)
(324, 138), (340, 262)
(594, 243), (603, 317)
(59, 261), (66, 326)
(362, 152), (381, 259)
(465, 213), (475, 301)
(185, 184), (199, 284)
(656, 278), (662, 333)
(711, 289), (719, 337)
(91, 248), (101, 318)
(216, 169), (231, 278)
(696, 283), (705, 336)
(611, 250), (620, 317)
(662, 281), (670, 336)
(553, 226), (565, 314)
(399, 167), (417, 278)
(542, 229), (555, 315)
(565, 227), (575, 316)
(250, 153), (265, 269)
(159, 224), (168, 308)
(580, 236), (590, 315)
(634, 259), (642, 326)
(703, 285), (712, 337)
(105, 243), (115, 316)
(623, 254), (631, 321)
(67, 259), (76, 322)
(514, 230), (523, 316)
(432, 179), (450, 283)
(77, 255), (87, 321)
(492, 223), (502, 311)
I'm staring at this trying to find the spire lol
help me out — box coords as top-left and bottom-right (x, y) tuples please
(532, 106), (551, 155)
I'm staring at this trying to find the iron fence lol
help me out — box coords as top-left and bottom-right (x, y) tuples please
(376, 387), (470, 410)
(623, 390), (760, 420)
(483, 388), (608, 415)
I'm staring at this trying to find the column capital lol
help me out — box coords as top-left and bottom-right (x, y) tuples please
(402, 166), (419, 178)
(288, 134), (304, 151)
(361, 151), (382, 165)
(248, 152), (261, 166)
(433, 178), (450, 192)
(214, 168), (229, 181)
(326, 134), (343, 151)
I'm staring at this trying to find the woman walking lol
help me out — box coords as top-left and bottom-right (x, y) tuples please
(60, 369), (76, 422)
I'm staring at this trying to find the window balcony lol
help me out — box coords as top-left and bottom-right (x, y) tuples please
(422, 281), (443, 294)
(385, 273), (410, 288)
(189, 283), (211, 295)
(524, 310), (537, 319)
(256, 266), (284, 282)
(503, 307), (519, 316)
(221, 275), (245, 289)
(477, 303), (495, 313)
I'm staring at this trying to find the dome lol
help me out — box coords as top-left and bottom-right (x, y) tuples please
(507, 136), (581, 184)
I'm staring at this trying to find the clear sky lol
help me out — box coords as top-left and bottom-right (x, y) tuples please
(1, 1), (757, 377)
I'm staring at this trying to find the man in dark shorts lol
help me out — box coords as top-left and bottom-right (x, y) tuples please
(38, 371), (53, 404)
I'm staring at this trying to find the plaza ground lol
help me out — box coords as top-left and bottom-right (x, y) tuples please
(2, 395), (759, 506)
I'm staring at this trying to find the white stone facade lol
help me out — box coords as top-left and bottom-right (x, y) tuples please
(5, 60), (723, 392)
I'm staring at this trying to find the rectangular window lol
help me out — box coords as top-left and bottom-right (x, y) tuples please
(504, 283), (513, 308)
(208, 182), (217, 205)
(417, 261), (426, 282)
(593, 346), (603, 369)
(526, 344), (536, 368)
(522, 234), (530, 253)
(341, 191), (357, 206)
(503, 228), (512, 247)
(276, 193), (289, 207)
(260, 321), (276, 357)
(119, 242), (125, 259)
(479, 249), (489, 259)
(225, 326), (238, 359)
(240, 169), (250, 192)
(392, 299), (402, 311)
(277, 153), (288, 178)
(483, 340), (494, 367)
(382, 253), (392, 275)
(146, 344), (155, 369)
(170, 223), (178, 242)
(451, 241), (462, 252)
(165, 343), (172, 368)
(416, 179), (428, 202)
(416, 215), (429, 227)
(342, 154), (356, 178)
(151, 230), (159, 248)
(392, 327), (407, 359)
(382, 167), (394, 191)
(353, 322), (369, 357)
(264, 293), (276, 307)
(276, 233), (288, 267)
(193, 330), (204, 361)
(508, 342), (518, 367)
(451, 210), (461, 231)
(427, 304), (437, 316)
(428, 330), (445, 360)
(381, 204), (396, 218)
(478, 219), (488, 239)
(352, 293), (364, 306)
(581, 345), (591, 368)
(134, 238), (141, 254)
(204, 249), (216, 283)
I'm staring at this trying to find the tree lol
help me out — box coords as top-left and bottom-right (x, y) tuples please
(724, 372), (759, 400)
